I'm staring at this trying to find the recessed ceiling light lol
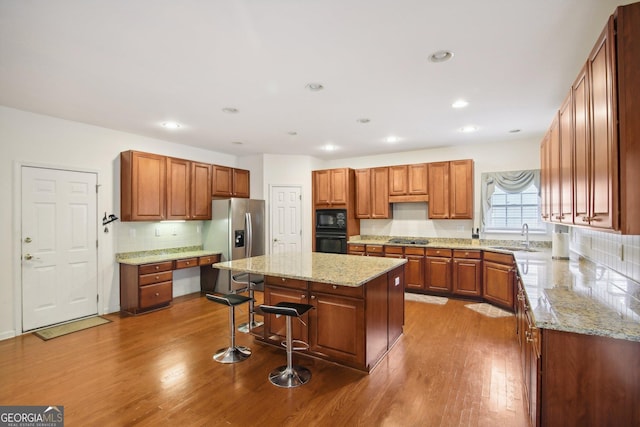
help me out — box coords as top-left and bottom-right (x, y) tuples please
(509, 129), (521, 133)
(429, 50), (454, 63)
(322, 143), (337, 152)
(161, 121), (181, 129)
(222, 107), (239, 114)
(356, 118), (371, 124)
(306, 83), (324, 91)
(385, 136), (400, 143)
(452, 99), (469, 109)
(231, 141), (243, 145)
(459, 125), (478, 133)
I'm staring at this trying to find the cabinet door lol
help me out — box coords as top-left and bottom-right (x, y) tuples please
(309, 292), (365, 366)
(371, 167), (390, 218)
(449, 159), (473, 219)
(124, 151), (166, 221)
(313, 170), (331, 205)
(426, 256), (452, 293)
(558, 92), (574, 224)
(573, 65), (590, 225)
(588, 23), (616, 230)
(483, 261), (515, 311)
(428, 162), (449, 219)
(405, 255), (425, 290)
(548, 115), (562, 222)
(166, 157), (190, 220)
(540, 132), (551, 222)
(389, 165), (408, 196)
(408, 164), (428, 195)
(452, 258), (482, 297)
(191, 162), (212, 220)
(263, 286), (309, 342)
(388, 267), (405, 346)
(232, 168), (250, 198)
(355, 168), (371, 218)
(212, 165), (233, 197)
(330, 168), (348, 205)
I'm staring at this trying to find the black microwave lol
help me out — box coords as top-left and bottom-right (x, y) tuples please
(315, 209), (347, 230)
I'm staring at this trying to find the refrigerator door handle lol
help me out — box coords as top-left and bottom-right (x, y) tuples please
(245, 212), (252, 258)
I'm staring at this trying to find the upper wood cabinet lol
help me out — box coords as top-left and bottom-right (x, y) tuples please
(558, 92), (574, 224)
(121, 150), (213, 221)
(388, 164), (428, 202)
(121, 151), (166, 221)
(313, 168), (349, 207)
(427, 160), (474, 219)
(355, 167), (391, 219)
(212, 165), (250, 198)
(542, 3), (640, 234)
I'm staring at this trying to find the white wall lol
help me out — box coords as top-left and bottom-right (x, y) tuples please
(0, 106), (239, 339)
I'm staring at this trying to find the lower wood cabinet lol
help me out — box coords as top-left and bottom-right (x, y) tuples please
(261, 267), (404, 372)
(120, 261), (174, 315)
(425, 248), (452, 293)
(452, 250), (482, 297)
(482, 251), (516, 311)
(405, 247), (426, 290)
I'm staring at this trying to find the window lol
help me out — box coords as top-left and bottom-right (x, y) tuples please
(481, 169), (546, 233)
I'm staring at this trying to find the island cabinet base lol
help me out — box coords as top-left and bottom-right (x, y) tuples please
(261, 265), (405, 372)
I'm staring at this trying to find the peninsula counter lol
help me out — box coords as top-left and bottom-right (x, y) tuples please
(213, 252), (407, 372)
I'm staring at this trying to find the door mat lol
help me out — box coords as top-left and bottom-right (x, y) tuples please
(404, 293), (448, 305)
(33, 316), (112, 341)
(464, 303), (513, 318)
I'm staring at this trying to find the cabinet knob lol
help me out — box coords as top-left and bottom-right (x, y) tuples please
(282, 277), (286, 282)
(186, 261), (190, 265)
(155, 292), (160, 296)
(155, 266), (160, 270)
(302, 294), (307, 299)
(155, 275), (160, 280)
(311, 295), (316, 299)
(332, 285), (337, 289)
(464, 252), (469, 256)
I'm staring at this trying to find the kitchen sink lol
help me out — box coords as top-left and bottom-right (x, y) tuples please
(387, 238), (430, 245)
(489, 246), (538, 253)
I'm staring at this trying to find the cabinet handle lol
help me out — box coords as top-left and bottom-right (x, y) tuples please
(581, 216), (590, 223)
(525, 332), (533, 343)
(590, 216), (601, 222)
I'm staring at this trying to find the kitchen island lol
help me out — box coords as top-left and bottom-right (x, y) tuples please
(213, 252), (406, 372)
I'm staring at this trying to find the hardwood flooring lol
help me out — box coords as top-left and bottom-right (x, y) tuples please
(0, 294), (527, 426)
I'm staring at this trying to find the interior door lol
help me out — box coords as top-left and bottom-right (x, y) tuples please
(270, 186), (302, 254)
(21, 166), (98, 331)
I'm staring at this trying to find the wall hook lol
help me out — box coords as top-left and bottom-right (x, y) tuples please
(102, 212), (119, 233)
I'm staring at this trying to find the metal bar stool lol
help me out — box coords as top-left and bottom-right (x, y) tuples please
(206, 293), (253, 363)
(231, 272), (264, 334)
(259, 302), (315, 388)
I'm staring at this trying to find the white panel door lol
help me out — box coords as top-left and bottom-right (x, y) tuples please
(270, 186), (302, 254)
(21, 166), (98, 331)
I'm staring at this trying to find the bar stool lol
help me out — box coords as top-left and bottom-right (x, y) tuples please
(259, 302), (315, 388)
(231, 272), (264, 334)
(206, 293), (253, 363)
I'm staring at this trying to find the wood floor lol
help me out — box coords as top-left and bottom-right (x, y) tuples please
(0, 294), (528, 426)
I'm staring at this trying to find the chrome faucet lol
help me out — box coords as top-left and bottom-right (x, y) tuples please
(521, 223), (530, 249)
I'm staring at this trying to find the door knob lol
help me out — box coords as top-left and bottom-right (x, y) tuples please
(24, 237), (32, 243)
(23, 254), (38, 260)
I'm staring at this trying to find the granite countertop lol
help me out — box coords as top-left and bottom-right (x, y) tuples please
(116, 246), (221, 265)
(213, 252), (407, 287)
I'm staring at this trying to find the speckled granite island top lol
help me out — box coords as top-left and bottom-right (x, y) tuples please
(514, 251), (640, 342)
(213, 252), (406, 287)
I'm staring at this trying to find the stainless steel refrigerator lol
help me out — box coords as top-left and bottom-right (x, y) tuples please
(202, 198), (265, 293)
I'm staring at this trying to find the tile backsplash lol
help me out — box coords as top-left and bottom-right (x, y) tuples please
(115, 221), (203, 253)
(571, 228), (640, 282)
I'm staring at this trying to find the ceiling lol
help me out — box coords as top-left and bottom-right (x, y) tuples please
(0, 0), (624, 160)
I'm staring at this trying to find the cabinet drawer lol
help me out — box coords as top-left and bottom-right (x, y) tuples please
(348, 244), (366, 253)
(139, 261), (173, 275)
(310, 281), (364, 299)
(198, 255), (219, 266)
(404, 246), (425, 256)
(139, 281), (172, 309)
(384, 245), (404, 255)
(265, 275), (308, 290)
(453, 249), (482, 259)
(175, 258), (198, 269)
(139, 270), (173, 286)
(426, 248), (452, 257)
(484, 251), (514, 265)
(366, 245), (384, 254)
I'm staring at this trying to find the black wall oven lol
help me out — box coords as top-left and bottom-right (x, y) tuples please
(315, 209), (347, 254)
